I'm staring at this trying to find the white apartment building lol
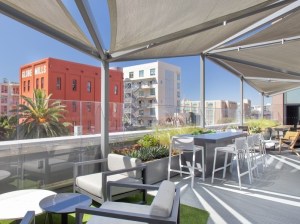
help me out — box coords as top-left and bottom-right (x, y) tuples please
(123, 61), (181, 127)
(0, 79), (19, 116)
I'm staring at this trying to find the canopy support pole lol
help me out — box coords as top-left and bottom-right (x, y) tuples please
(200, 54), (205, 128)
(261, 93), (265, 119)
(240, 77), (244, 125)
(101, 61), (109, 161)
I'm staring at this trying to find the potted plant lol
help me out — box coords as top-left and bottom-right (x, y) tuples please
(112, 134), (180, 184)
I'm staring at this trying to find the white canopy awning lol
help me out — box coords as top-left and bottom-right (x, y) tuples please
(226, 8), (300, 47)
(107, 0), (288, 61)
(0, 0), (98, 58)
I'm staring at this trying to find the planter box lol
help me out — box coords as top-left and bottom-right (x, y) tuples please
(143, 155), (179, 184)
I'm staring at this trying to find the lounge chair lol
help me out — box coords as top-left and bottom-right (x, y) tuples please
(76, 180), (180, 224)
(279, 131), (300, 156)
(74, 153), (147, 203)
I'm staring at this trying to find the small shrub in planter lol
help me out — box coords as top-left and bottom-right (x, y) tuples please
(113, 145), (169, 162)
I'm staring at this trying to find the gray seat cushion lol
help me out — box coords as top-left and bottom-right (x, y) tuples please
(149, 180), (175, 217)
(108, 154), (142, 178)
(87, 202), (150, 224)
(76, 173), (142, 198)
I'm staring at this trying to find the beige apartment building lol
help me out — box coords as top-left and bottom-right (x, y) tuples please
(123, 61), (181, 127)
(0, 79), (19, 116)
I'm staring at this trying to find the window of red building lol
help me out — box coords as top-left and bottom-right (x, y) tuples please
(72, 79), (77, 91)
(114, 85), (118, 95)
(72, 101), (77, 112)
(23, 81), (26, 92)
(27, 80), (30, 91)
(56, 77), (61, 90)
(87, 102), (91, 112)
(36, 78), (39, 89)
(41, 77), (44, 89)
(87, 81), (91, 92)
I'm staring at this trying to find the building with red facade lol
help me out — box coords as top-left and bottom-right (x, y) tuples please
(20, 58), (123, 134)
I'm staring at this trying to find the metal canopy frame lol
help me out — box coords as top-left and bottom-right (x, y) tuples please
(1, 0), (300, 159)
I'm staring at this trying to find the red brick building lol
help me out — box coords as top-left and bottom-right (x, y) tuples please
(20, 58), (123, 134)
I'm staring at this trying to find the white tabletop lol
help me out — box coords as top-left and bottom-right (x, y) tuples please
(0, 170), (11, 181)
(0, 189), (56, 220)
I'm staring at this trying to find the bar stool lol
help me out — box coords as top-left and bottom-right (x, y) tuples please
(252, 133), (267, 171)
(211, 137), (252, 190)
(168, 136), (205, 188)
(247, 135), (259, 178)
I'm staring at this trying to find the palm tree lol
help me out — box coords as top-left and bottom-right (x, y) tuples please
(11, 89), (71, 139)
(0, 115), (12, 140)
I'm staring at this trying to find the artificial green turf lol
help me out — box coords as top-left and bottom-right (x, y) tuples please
(0, 194), (209, 224)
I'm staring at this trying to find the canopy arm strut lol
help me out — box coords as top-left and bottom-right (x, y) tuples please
(207, 54), (300, 78)
(75, 0), (107, 60)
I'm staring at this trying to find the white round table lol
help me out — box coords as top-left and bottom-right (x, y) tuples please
(0, 170), (11, 181)
(0, 189), (56, 220)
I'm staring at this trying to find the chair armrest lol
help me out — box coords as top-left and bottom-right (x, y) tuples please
(76, 205), (177, 224)
(101, 164), (147, 201)
(20, 211), (35, 224)
(73, 158), (107, 179)
(107, 181), (159, 201)
(102, 164), (147, 177)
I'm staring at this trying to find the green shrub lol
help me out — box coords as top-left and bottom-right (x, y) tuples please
(137, 134), (160, 148)
(246, 119), (279, 132)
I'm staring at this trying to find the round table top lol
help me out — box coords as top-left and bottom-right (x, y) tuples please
(0, 170), (11, 181)
(0, 189), (56, 220)
(39, 193), (92, 214)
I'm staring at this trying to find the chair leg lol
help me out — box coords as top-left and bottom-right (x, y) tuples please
(201, 148), (205, 182)
(191, 150), (196, 188)
(168, 147), (172, 180)
(236, 153), (242, 190)
(223, 152), (228, 179)
(246, 151), (252, 184)
(211, 149), (217, 184)
(179, 153), (182, 177)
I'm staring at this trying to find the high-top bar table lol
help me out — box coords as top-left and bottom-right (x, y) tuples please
(191, 131), (247, 177)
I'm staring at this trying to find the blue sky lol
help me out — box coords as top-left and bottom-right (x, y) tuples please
(0, 0), (270, 105)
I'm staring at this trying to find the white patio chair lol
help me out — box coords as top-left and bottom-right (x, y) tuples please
(76, 180), (180, 224)
(168, 136), (205, 188)
(212, 137), (252, 190)
(247, 135), (259, 178)
(252, 133), (267, 171)
(74, 153), (147, 204)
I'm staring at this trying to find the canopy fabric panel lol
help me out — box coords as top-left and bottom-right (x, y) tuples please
(227, 9), (300, 47)
(209, 56), (300, 96)
(210, 39), (300, 76)
(108, 0), (285, 60)
(0, 0), (96, 54)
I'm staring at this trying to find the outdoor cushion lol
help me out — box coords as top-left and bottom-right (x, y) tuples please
(149, 180), (175, 217)
(87, 202), (150, 224)
(107, 154), (142, 178)
(76, 173), (142, 198)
